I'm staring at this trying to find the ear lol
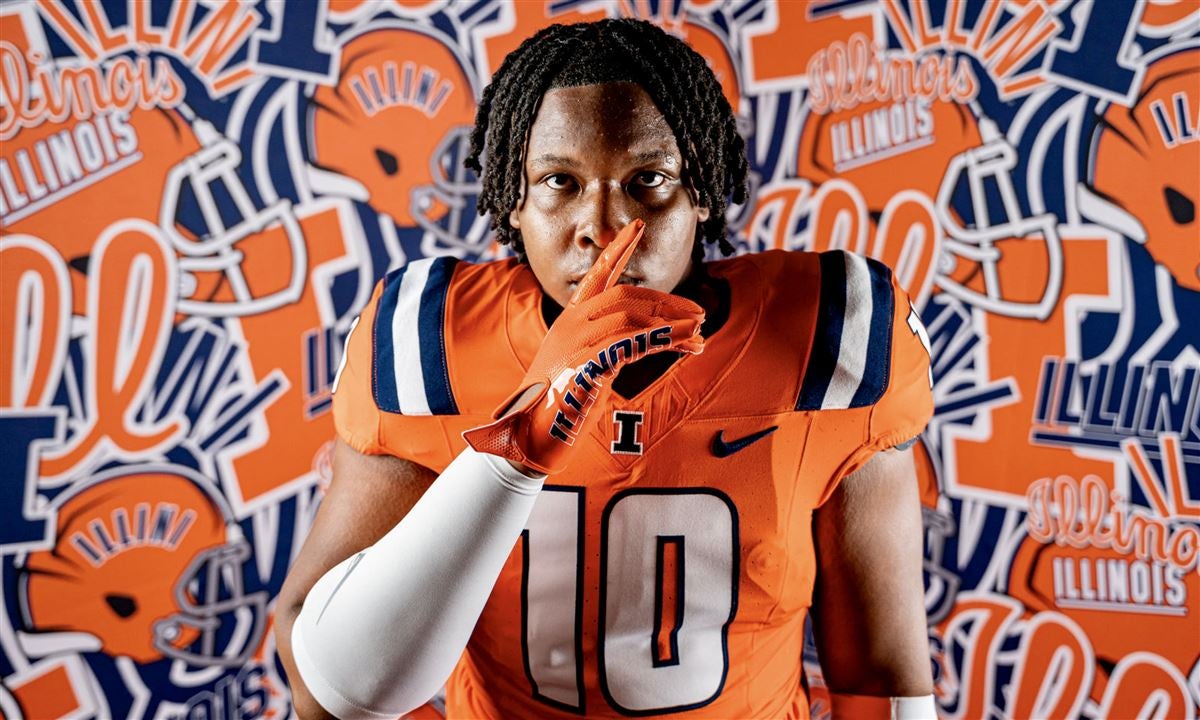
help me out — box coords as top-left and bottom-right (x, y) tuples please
(696, 205), (710, 223)
(509, 174), (528, 229)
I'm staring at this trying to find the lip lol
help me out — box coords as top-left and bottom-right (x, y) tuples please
(568, 272), (642, 286)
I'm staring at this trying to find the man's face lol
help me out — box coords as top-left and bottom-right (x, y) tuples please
(510, 82), (710, 308)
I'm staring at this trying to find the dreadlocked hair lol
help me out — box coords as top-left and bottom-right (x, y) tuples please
(465, 18), (748, 257)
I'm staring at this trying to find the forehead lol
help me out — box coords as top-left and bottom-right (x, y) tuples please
(525, 82), (680, 164)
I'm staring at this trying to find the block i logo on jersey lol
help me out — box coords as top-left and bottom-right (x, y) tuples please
(611, 411), (645, 455)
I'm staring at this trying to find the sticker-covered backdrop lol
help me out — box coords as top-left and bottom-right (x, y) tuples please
(1, 1), (1197, 718)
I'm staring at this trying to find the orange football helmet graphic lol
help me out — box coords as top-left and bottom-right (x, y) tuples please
(1, 104), (309, 319)
(1, 107), (198, 317)
(20, 466), (267, 667)
(309, 25), (479, 235)
(1086, 48), (1200, 292)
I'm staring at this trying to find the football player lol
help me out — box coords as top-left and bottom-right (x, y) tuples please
(276, 19), (935, 720)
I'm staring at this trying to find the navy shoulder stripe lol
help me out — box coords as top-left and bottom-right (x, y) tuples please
(372, 256), (460, 415)
(796, 251), (894, 411)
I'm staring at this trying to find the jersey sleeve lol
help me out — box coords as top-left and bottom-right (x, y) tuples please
(794, 251), (934, 503)
(332, 256), (469, 471)
(867, 271), (934, 450)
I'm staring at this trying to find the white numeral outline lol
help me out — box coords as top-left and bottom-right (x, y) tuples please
(522, 487), (739, 716)
(521, 485), (586, 712)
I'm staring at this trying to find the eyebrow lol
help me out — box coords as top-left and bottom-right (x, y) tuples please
(630, 150), (678, 166)
(527, 154), (581, 169)
(527, 150), (679, 168)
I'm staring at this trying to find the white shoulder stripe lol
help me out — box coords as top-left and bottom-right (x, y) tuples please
(390, 258), (435, 415)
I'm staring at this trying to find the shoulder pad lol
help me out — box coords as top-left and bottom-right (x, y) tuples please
(796, 250), (895, 411)
(373, 256), (460, 415)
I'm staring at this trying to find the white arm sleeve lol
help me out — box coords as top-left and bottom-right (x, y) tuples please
(291, 448), (544, 720)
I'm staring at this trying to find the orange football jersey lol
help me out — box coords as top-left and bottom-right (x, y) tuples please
(332, 249), (933, 718)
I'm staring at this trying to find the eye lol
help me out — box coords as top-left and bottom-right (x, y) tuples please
(631, 171), (666, 188)
(544, 173), (574, 190)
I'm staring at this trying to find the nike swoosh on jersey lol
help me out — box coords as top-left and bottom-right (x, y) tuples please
(711, 426), (779, 458)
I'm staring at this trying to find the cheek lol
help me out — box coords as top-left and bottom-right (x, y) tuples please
(516, 208), (566, 261)
(641, 199), (703, 281)
(517, 210), (576, 304)
(524, 245), (561, 286)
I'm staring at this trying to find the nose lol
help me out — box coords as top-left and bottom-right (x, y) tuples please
(573, 182), (634, 250)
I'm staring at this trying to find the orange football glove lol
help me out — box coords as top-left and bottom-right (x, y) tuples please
(463, 219), (705, 475)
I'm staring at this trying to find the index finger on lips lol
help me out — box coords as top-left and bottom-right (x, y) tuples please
(569, 219), (645, 306)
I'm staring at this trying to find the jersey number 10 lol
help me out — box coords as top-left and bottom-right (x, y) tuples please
(521, 487), (740, 715)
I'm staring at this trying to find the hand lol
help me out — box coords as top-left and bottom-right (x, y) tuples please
(463, 219), (705, 475)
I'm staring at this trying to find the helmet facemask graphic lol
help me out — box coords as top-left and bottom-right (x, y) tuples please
(309, 25), (483, 255)
(410, 125), (491, 258)
(159, 118), (307, 318)
(935, 127), (1064, 321)
(153, 539), (268, 667)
